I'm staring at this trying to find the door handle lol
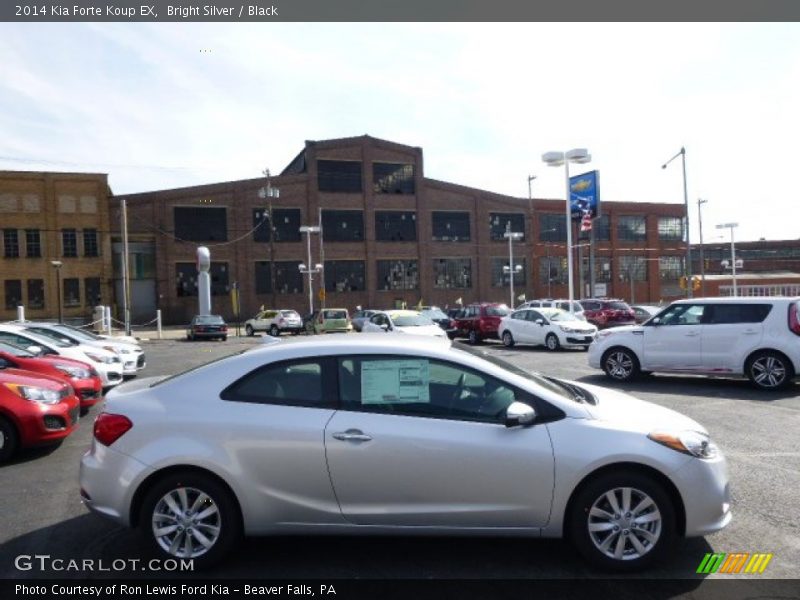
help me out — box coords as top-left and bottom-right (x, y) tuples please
(743, 329), (758, 335)
(684, 331), (700, 337)
(332, 430), (372, 442)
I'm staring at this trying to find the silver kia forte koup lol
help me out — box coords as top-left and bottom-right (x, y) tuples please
(80, 335), (730, 570)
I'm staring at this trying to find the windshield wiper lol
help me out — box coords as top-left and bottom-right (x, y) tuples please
(544, 377), (597, 405)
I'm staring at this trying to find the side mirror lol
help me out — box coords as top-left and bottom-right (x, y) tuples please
(380, 323), (390, 331)
(535, 319), (545, 326)
(505, 401), (536, 428)
(27, 345), (43, 356)
(650, 317), (661, 326)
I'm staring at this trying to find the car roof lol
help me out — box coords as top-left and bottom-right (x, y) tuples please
(670, 296), (798, 304)
(386, 310), (422, 318)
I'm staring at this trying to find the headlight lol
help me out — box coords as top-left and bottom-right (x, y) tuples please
(54, 364), (92, 379)
(559, 326), (580, 333)
(3, 383), (63, 404)
(596, 329), (616, 339)
(85, 351), (114, 364)
(648, 430), (718, 459)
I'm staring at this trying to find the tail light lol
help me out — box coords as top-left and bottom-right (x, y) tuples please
(221, 325), (228, 332)
(278, 318), (285, 325)
(94, 413), (132, 446)
(789, 302), (800, 336)
(449, 319), (456, 329)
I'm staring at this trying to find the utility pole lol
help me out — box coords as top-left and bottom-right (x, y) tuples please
(121, 198), (131, 334)
(698, 198), (708, 296)
(259, 169), (279, 308)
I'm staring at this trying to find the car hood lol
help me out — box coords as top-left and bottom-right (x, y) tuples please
(396, 325), (447, 337)
(572, 380), (707, 434)
(598, 324), (644, 336)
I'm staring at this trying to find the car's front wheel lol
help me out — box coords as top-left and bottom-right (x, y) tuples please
(746, 351), (793, 390)
(0, 417), (19, 463)
(269, 325), (280, 337)
(602, 348), (640, 381)
(468, 330), (480, 345)
(245, 324), (254, 337)
(502, 331), (515, 348)
(545, 333), (560, 351)
(140, 471), (242, 570)
(569, 471), (676, 571)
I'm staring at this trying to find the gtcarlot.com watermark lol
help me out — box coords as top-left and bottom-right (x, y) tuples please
(14, 554), (193, 573)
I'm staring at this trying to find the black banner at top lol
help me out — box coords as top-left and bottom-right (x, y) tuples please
(3, 0), (800, 22)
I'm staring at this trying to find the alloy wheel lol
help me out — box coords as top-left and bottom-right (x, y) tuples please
(606, 351), (634, 380)
(751, 355), (787, 389)
(587, 487), (662, 561)
(151, 486), (221, 559)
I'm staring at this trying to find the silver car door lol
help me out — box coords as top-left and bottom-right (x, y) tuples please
(325, 356), (555, 528)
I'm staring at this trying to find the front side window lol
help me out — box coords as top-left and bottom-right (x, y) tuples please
(656, 303), (705, 326)
(222, 359), (332, 408)
(432, 212), (470, 242)
(338, 356), (525, 424)
(318, 160), (363, 193)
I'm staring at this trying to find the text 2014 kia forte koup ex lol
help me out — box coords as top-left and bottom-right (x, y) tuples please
(80, 336), (731, 570)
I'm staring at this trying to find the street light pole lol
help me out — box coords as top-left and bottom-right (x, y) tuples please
(299, 226), (321, 314)
(527, 175), (536, 301)
(542, 149), (591, 313)
(259, 169), (280, 308)
(716, 222), (739, 296)
(662, 147), (692, 298)
(51, 261), (63, 323)
(504, 221), (523, 308)
(698, 198), (708, 296)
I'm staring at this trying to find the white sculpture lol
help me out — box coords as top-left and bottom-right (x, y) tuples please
(197, 246), (211, 315)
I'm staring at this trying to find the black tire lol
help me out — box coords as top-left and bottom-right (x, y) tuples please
(139, 471), (242, 570)
(221, 336), (227, 342)
(0, 417), (19, 463)
(569, 470), (677, 571)
(746, 351), (794, 390)
(468, 330), (480, 345)
(545, 333), (561, 352)
(602, 347), (641, 382)
(502, 330), (515, 348)
(269, 325), (280, 337)
(245, 324), (254, 337)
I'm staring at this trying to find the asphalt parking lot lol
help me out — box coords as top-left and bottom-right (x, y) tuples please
(1, 333), (798, 582)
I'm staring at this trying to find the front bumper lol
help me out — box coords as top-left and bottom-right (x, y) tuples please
(72, 378), (104, 408)
(95, 364), (124, 387)
(671, 452), (732, 537)
(19, 396), (80, 448)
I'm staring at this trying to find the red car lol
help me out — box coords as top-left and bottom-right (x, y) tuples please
(0, 341), (103, 410)
(578, 298), (637, 329)
(452, 302), (511, 344)
(0, 367), (80, 462)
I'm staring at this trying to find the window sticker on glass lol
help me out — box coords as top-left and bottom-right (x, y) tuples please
(361, 360), (430, 404)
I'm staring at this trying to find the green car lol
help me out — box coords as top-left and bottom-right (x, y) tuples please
(307, 308), (352, 334)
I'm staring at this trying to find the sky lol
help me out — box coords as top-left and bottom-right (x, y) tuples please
(1, 22), (799, 244)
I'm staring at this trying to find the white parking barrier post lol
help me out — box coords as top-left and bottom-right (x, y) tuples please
(104, 306), (112, 335)
(156, 310), (162, 340)
(17, 305), (25, 323)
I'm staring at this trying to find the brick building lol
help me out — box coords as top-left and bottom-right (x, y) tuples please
(0, 171), (113, 323)
(112, 136), (693, 325)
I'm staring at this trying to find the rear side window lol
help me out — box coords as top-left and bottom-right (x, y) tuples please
(707, 304), (772, 324)
(221, 359), (334, 408)
(486, 306), (509, 317)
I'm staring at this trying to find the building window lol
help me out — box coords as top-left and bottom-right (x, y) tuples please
(617, 215), (647, 242)
(375, 211), (416, 242)
(84, 278), (101, 307)
(4, 280), (21, 310)
(252, 208), (302, 243)
(489, 213), (525, 241)
(377, 260), (419, 291)
(580, 256), (612, 283)
(25, 229), (41, 258)
(433, 258), (472, 289)
(578, 214), (610, 241)
(275, 261), (303, 294)
(658, 217), (684, 241)
(539, 257), (568, 285)
(176, 262), (229, 297)
(255, 261), (272, 295)
(322, 210), (364, 242)
(27, 279), (44, 309)
(83, 229), (99, 257)
(373, 163), (415, 194)
(324, 261), (366, 292)
(318, 160), (363, 193)
(174, 207), (228, 242)
(3, 229), (19, 258)
(619, 255), (648, 281)
(63, 278), (80, 307)
(659, 256), (684, 280)
(60, 229), (77, 257)
(432, 212), (470, 242)
(539, 214), (566, 242)
(491, 258), (527, 287)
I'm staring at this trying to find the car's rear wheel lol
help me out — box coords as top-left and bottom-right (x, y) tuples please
(569, 471), (676, 571)
(0, 417), (19, 463)
(502, 331), (515, 347)
(545, 333), (560, 351)
(602, 348), (640, 381)
(468, 330), (480, 345)
(269, 325), (280, 337)
(140, 471), (241, 570)
(746, 351), (793, 390)
(245, 324), (254, 337)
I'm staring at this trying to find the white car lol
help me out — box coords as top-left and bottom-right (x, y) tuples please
(244, 309), (303, 337)
(588, 296), (800, 390)
(81, 335), (729, 571)
(21, 323), (145, 376)
(361, 310), (447, 337)
(500, 307), (597, 351)
(0, 324), (123, 387)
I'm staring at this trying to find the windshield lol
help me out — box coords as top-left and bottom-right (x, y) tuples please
(422, 309), (448, 320)
(280, 310), (300, 318)
(324, 310), (347, 319)
(608, 301), (631, 311)
(54, 324), (101, 341)
(453, 344), (574, 401)
(0, 340), (35, 357)
(150, 350), (248, 387)
(194, 315), (224, 324)
(549, 311), (581, 322)
(486, 305), (510, 317)
(24, 328), (78, 347)
(393, 315), (435, 327)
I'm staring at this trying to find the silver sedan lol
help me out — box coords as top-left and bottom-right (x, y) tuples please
(80, 335), (730, 570)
